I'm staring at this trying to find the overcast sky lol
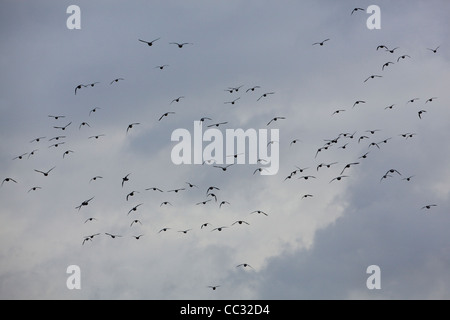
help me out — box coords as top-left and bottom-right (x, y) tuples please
(1, 0), (449, 300)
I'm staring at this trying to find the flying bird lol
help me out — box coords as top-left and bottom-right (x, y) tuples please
(353, 100), (366, 108)
(146, 187), (164, 192)
(330, 176), (349, 183)
(332, 109), (346, 115)
(105, 233), (122, 239)
(214, 164), (234, 172)
(89, 107), (101, 116)
(75, 197), (94, 211)
(30, 137), (46, 143)
(402, 175), (415, 182)
(364, 75), (382, 83)
(171, 96), (185, 104)
(28, 186), (42, 193)
(201, 223), (213, 229)
(302, 194), (313, 199)
(236, 263), (254, 269)
(160, 202), (173, 207)
(12, 153), (27, 160)
(1, 178), (17, 187)
(251, 210), (268, 216)
(425, 97), (438, 103)
(178, 229), (193, 234)
(206, 186), (220, 194)
(88, 134), (105, 140)
(110, 78), (124, 85)
(212, 226), (228, 232)
(418, 110), (427, 119)
(126, 123), (140, 133)
(155, 64), (169, 70)
(170, 42), (193, 48)
(79, 122), (91, 130)
(341, 163), (359, 175)
(386, 47), (400, 53)
(84, 218), (97, 224)
(48, 115), (65, 120)
(128, 204), (143, 215)
(290, 139), (302, 146)
(224, 97), (240, 105)
(298, 175), (316, 181)
(126, 191), (140, 201)
(132, 235), (144, 240)
(397, 55), (411, 62)
(121, 174), (131, 188)
(351, 7), (365, 15)
(421, 204), (437, 210)
(168, 188), (186, 193)
(53, 122), (72, 131)
(427, 46), (440, 53)
(196, 200), (212, 206)
(158, 228), (171, 233)
(257, 92), (275, 101)
(139, 38), (160, 46)
(159, 112), (176, 121)
(186, 182), (198, 189)
(313, 39), (330, 46)
(74, 84), (87, 95)
(34, 167), (55, 177)
(90, 176), (103, 183)
(376, 45), (389, 51)
(208, 286), (220, 290)
(207, 122), (227, 128)
(382, 62), (395, 70)
(232, 220), (250, 226)
(130, 220), (142, 227)
(267, 117), (286, 126)
(246, 86), (261, 92)
(63, 150), (74, 158)
(219, 201), (230, 208)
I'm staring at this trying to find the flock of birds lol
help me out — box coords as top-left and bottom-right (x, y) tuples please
(1, 6), (444, 294)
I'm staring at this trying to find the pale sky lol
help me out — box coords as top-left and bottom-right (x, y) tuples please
(1, 0), (449, 300)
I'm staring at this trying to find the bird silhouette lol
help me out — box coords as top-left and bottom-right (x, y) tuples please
(128, 204), (143, 215)
(257, 92), (275, 101)
(53, 122), (72, 131)
(364, 75), (382, 83)
(251, 210), (268, 216)
(201, 223), (213, 229)
(126, 123), (140, 133)
(30, 137), (46, 143)
(110, 78), (124, 85)
(353, 100), (366, 108)
(168, 188), (186, 193)
(219, 201), (230, 208)
(159, 112), (176, 121)
(122, 173), (131, 187)
(186, 182), (198, 188)
(224, 97), (240, 105)
(351, 7), (365, 15)
(160, 202), (173, 207)
(170, 42), (193, 48)
(49, 136), (66, 141)
(236, 263), (254, 269)
(88, 134), (105, 140)
(84, 218), (97, 224)
(196, 200), (212, 206)
(12, 153), (27, 160)
(313, 39), (330, 46)
(146, 187), (164, 192)
(75, 197), (94, 211)
(158, 228), (171, 233)
(382, 62), (395, 70)
(330, 176), (349, 183)
(341, 163), (359, 175)
(397, 55), (411, 62)
(332, 109), (345, 115)
(132, 235), (144, 240)
(178, 229), (192, 234)
(267, 117), (286, 126)
(90, 176), (103, 183)
(63, 150), (74, 158)
(214, 164), (234, 172)
(34, 167), (55, 177)
(27, 150), (38, 159)
(48, 115), (65, 120)
(1, 178), (18, 187)
(386, 47), (399, 53)
(130, 220), (142, 227)
(421, 204), (437, 210)
(232, 220), (250, 226)
(155, 64), (169, 70)
(105, 233), (122, 239)
(418, 110), (427, 119)
(207, 122), (228, 128)
(27, 186), (42, 193)
(139, 38), (160, 46)
(427, 46), (440, 53)
(126, 191), (140, 201)
(212, 226), (228, 232)
(208, 286), (220, 291)
(425, 97), (438, 103)
(246, 86), (261, 92)
(89, 107), (101, 116)
(171, 96), (185, 104)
